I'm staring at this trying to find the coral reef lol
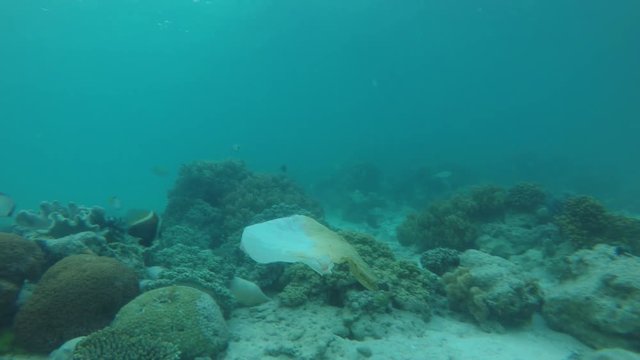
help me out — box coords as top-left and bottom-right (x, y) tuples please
(0, 233), (45, 325)
(72, 327), (181, 360)
(542, 244), (640, 352)
(0, 233), (44, 286)
(276, 231), (437, 319)
(164, 160), (322, 247)
(582, 348), (640, 360)
(11, 201), (147, 269)
(419, 248), (460, 276)
(397, 184), (555, 251)
(0, 280), (20, 325)
(554, 196), (609, 248)
(14, 201), (122, 241)
(110, 285), (229, 359)
(396, 195), (479, 250)
(442, 250), (542, 330)
(143, 244), (237, 317)
(14, 254), (139, 353)
(555, 196), (640, 253)
(505, 183), (547, 212)
(476, 221), (561, 258)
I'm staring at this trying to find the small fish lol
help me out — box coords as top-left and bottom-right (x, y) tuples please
(279, 164), (288, 173)
(433, 170), (452, 179)
(231, 144), (241, 153)
(127, 210), (161, 247)
(151, 165), (170, 177)
(0, 193), (16, 217)
(108, 195), (122, 211)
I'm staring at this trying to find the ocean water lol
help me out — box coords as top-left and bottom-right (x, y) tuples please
(1, 0), (639, 214)
(1, 2), (640, 359)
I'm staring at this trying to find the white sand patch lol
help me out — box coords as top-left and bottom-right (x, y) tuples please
(225, 301), (590, 360)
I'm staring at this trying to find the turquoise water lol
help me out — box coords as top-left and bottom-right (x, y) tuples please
(1, 0), (639, 213)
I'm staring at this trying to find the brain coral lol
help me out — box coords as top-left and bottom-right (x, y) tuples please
(110, 285), (229, 359)
(14, 254), (139, 353)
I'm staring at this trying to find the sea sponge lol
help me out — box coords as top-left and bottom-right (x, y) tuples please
(14, 255), (139, 353)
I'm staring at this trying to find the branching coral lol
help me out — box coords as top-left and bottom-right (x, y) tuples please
(555, 195), (640, 254)
(164, 160), (323, 246)
(397, 184), (552, 251)
(505, 183), (546, 212)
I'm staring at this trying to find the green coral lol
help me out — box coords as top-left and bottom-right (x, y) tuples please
(72, 327), (180, 360)
(505, 183), (546, 212)
(0, 329), (18, 355)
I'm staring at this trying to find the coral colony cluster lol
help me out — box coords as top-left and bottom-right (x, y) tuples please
(0, 160), (639, 359)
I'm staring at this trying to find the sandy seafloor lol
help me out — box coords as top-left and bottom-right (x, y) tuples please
(226, 302), (589, 360)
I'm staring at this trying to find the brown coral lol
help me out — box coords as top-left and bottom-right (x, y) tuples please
(0, 232), (45, 285)
(14, 254), (139, 353)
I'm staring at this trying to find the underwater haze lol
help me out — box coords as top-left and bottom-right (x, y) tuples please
(1, 0), (639, 213)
